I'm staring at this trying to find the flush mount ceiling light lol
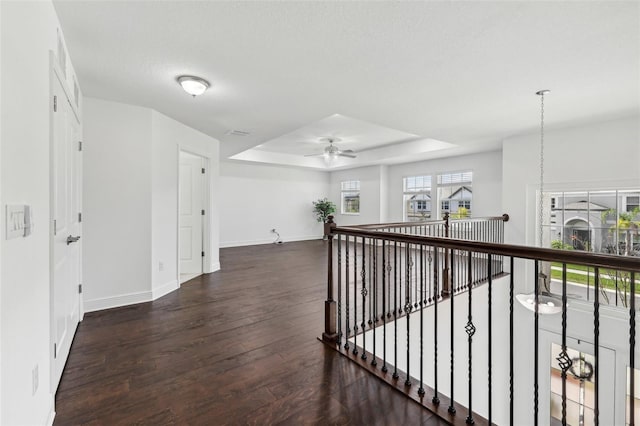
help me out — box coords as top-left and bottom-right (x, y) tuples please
(177, 75), (210, 97)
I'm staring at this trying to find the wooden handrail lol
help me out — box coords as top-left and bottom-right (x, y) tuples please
(348, 214), (509, 230)
(330, 226), (640, 270)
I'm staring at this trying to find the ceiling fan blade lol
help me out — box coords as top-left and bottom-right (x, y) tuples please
(337, 152), (357, 158)
(342, 149), (355, 154)
(304, 153), (325, 157)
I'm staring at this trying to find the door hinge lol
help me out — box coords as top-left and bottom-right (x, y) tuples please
(201, 168), (205, 174)
(54, 343), (57, 359)
(78, 141), (83, 151)
(78, 212), (82, 222)
(78, 284), (82, 294)
(53, 95), (57, 112)
(201, 251), (205, 257)
(53, 220), (57, 236)
(201, 209), (205, 216)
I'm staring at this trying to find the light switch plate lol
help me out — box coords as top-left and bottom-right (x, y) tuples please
(6, 205), (30, 239)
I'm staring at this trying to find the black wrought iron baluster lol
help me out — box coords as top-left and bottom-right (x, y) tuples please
(487, 253), (492, 424)
(353, 238), (359, 356)
(361, 237), (367, 361)
(387, 242), (392, 320)
(433, 247), (440, 404)
(534, 261), (539, 426)
(428, 248), (433, 303)
(509, 257), (514, 425)
(405, 243), (412, 387)
(369, 238), (373, 327)
(414, 244), (419, 309)
(594, 267), (600, 426)
(631, 271), (636, 426)
(419, 244), (425, 396)
(345, 236), (350, 351)
(449, 248), (456, 414)
(393, 241), (399, 380)
(337, 234), (342, 346)
(466, 250), (475, 424)
(372, 238), (377, 367)
(557, 263), (571, 426)
(382, 240), (388, 373)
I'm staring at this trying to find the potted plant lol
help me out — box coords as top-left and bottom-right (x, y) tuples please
(312, 198), (336, 239)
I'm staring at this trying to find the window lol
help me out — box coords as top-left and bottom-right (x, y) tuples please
(341, 180), (360, 214)
(550, 343), (596, 425)
(438, 171), (472, 218)
(626, 196), (639, 212)
(403, 175), (431, 221)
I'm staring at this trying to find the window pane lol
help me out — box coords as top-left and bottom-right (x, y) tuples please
(404, 193), (431, 221)
(438, 171), (472, 218)
(550, 343), (596, 426)
(404, 175), (431, 192)
(438, 171), (472, 185)
(342, 192), (360, 214)
(341, 180), (360, 191)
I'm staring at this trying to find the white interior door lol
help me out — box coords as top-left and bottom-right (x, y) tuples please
(51, 67), (82, 391)
(179, 152), (204, 276)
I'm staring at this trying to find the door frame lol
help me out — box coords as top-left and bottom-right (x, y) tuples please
(49, 51), (83, 393)
(177, 146), (212, 284)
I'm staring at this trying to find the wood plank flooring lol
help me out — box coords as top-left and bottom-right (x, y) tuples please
(54, 240), (445, 425)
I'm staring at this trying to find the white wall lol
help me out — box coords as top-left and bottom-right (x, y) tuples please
(83, 98), (219, 311)
(0, 1), (74, 424)
(387, 150), (504, 222)
(330, 165), (387, 226)
(503, 115), (640, 249)
(151, 110), (220, 296)
(219, 161), (329, 247)
(83, 98), (153, 310)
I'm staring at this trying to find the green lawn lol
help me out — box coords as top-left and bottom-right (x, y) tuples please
(550, 267), (640, 292)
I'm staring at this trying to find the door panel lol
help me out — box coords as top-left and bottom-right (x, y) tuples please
(51, 68), (81, 391)
(179, 154), (203, 276)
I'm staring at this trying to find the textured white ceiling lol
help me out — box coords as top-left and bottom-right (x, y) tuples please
(254, 114), (420, 155)
(54, 1), (639, 169)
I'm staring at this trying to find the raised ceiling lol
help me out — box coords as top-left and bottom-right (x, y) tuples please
(54, 1), (639, 170)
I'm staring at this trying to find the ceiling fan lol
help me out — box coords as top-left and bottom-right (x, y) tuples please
(304, 137), (357, 160)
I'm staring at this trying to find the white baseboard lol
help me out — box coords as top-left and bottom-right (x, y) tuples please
(210, 261), (221, 272)
(219, 235), (322, 248)
(84, 290), (152, 313)
(45, 395), (55, 426)
(152, 279), (178, 300)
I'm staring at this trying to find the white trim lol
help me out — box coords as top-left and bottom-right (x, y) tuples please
(84, 290), (152, 313)
(219, 235), (322, 248)
(210, 261), (221, 272)
(45, 399), (55, 426)
(152, 279), (179, 300)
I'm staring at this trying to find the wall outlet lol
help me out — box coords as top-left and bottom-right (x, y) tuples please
(158, 261), (164, 272)
(32, 365), (39, 396)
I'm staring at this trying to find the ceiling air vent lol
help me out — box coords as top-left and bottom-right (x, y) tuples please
(225, 130), (251, 137)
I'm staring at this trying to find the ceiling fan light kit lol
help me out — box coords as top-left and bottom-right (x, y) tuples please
(305, 137), (357, 163)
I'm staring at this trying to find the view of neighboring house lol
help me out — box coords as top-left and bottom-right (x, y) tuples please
(547, 190), (640, 256)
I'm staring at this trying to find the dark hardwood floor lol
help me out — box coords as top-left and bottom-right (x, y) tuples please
(55, 240), (445, 425)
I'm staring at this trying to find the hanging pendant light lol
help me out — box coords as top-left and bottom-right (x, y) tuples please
(517, 89), (563, 315)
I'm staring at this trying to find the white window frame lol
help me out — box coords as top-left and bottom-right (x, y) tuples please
(341, 180), (361, 215)
(403, 175), (432, 221)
